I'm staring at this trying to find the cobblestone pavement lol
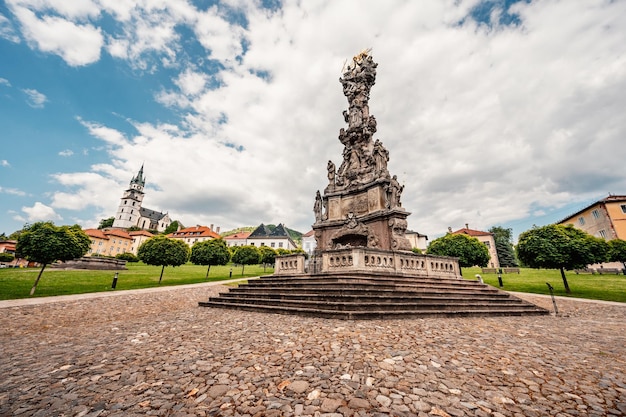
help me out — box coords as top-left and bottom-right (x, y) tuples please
(1, 284), (625, 417)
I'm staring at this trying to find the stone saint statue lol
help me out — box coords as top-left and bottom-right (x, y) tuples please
(373, 139), (389, 176)
(314, 190), (323, 222)
(327, 160), (336, 185)
(385, 175), (403, 208)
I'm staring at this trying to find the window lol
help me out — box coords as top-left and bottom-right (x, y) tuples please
(251, 243), (255, 246)
(599, 230), (607, 238)
(592, 209), (600, 219)
(621, 204), (626, 214)
(271, 243), (275, 248)
(483, 241), (490, 248)
(261, 243), (265, 246)
(279, 242), (283, 248)
(132, 201), (135, 206)
(578, 217), (585, 225)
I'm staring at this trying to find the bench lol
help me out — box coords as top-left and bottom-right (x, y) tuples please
(503, 267), (520, 274)
(481, 268), (497, 274)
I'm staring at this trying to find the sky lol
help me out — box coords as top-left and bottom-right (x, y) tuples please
(0, 0), (625, 242)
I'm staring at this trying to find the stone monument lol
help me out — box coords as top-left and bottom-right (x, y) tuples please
(275, 51), (460, 278)
(200, 51), (549, 318)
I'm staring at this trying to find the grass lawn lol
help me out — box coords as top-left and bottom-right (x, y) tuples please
(463, 266), (626, 303)
(0, 262), (273, 300)
(1, 263), (623, 303)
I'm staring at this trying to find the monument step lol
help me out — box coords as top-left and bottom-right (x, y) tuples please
(236, 283), (501, 295)
(199, 273), (549, 318)
(206, 297), (536, 311)
(218, 291), (512, 302)
(198, 300), (548, 319)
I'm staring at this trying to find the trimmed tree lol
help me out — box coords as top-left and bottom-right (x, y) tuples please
(0, 252), (14, 263)
(15, 222), (91, 295)
(426, 233), (490, 274)
(607, 239), (626, 271)
(137, 235), (190, 283)
(116, 252), (139, 262)
(516, 224), (609, 293)
(231, 245), (260, 275)
(258, 246), (277, 272)
(190, 238), (231, 279)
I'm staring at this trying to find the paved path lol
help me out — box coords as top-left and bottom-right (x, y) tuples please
(1, 284), (624, 417)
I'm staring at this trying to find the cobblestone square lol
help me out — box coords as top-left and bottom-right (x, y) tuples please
(1, 284), (624, 416)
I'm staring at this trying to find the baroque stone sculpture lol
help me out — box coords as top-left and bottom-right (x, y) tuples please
(313, 50), (412, 252)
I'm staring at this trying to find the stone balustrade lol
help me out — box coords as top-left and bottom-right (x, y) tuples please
(320, 248), (460, 278)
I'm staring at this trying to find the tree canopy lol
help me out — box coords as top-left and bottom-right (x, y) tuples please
(258, 246), (277, 272)
(516, 224), (609, 293)
(16, 222), (91, 295)
(488, 226), (519, 267)
(98, 217), (115, 229)
(426, 233), (490, 268)
(607, 239), (626, 269)
(231, 245), (260, 275)
(137, 235), (190, 283)
(190, 238), (231, 278)
(162, 220), (183, 235)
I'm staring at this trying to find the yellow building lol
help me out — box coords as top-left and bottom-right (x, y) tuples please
(84, 228), (134, 256)
(558, 195), (626, 240)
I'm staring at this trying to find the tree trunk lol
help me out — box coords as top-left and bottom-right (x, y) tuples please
(30, 263), (48, 296)
(560, 267), (571, 293)
(205, 265), (211, 279)
(241, 264), (245, 275)
(159, 265), (165, 283)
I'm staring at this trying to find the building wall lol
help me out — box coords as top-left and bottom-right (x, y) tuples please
(560, 204), (618, 240)
(247, 237), (296, 250)
(88, 235), (133, 256)
(605, 200), (626, 239)
(475, 235), (500, 268)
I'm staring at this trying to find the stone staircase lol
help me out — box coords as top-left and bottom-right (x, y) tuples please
(198, 273), (549, 319)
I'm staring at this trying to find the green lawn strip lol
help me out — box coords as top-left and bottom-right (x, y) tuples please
(1, 264), (623, 303)
(0, 262), (272, 300)
(463, 266), (626, 303)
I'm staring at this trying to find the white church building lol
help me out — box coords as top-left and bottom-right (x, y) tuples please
(112, 165), (172, 232)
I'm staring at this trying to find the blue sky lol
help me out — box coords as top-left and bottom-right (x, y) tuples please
(1, 0), (625, 241)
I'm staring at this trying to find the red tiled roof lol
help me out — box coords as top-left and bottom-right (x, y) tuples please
(451, 228), (492, 237)
(223, 231), (252, 240)
(103, 228), (132, 239)
(168, 226), (220, 239)
(129, 230), (154, 237)
(84, 229), (108, 239)
(302, 230), (315, 237)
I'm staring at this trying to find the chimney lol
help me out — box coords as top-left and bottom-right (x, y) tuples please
(448, 227), (452, 233)
(216, 226), (220, 234)
(465, 223), (469, 229)
(210, 224), (214, 231)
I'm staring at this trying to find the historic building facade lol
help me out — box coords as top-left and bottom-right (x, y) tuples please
(112, 165), (172, 232)
(558, 194), (626, 241)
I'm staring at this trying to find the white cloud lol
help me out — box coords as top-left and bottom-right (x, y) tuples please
(22, 88), (47, 108)
(10, 5), (103, 66)
(0, 13), (20, 42)
(0, 186), (26, 196)
(58, 149), (74, 157)
(1, 160), (10, 167)
(0, 78), (11, 87)
(20, 202), (62, 222)
(5, 0), (626, 240)
(78, 119), (128, 146)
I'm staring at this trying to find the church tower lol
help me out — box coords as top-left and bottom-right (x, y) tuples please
(112, 165), (146, 229)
